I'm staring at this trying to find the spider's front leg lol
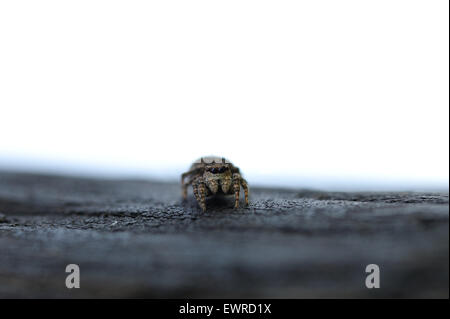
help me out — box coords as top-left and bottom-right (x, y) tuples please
(192, 176), (207, 212)
(232, 173), (249, 208)
(241, 177), (249, 206)
(181, 168), (203, 200)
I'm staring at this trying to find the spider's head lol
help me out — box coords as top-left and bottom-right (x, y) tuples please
(202, 158), (232, 194)
(206, 165), (230, 175)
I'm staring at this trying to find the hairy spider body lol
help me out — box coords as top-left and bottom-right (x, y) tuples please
(181, 156), (249, 211)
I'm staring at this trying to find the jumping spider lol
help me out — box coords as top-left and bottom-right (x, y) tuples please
(181, 156), (249, 211)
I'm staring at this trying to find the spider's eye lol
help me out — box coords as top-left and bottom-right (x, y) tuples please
(219, 167), (227, 173)
(210, 167), (218, 173)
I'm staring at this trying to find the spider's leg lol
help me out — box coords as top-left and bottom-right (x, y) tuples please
(182, 176), (194, 200)
(232, 173), (249, 208)
(181, 170), (192, 183)
(241, 177), (249, 206)
(232, 173), (241, 209)
(181, 168), (202, 183)
(192, 179), (199, 201)
(192, 177), (207, 212)
(182, 168), (204, 199)
(182, 180), (188, 200)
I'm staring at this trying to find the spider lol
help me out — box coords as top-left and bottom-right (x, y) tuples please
(181, 156), (249, 211)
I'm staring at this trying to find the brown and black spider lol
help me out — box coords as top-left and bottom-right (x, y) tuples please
(181, 156), (249, 211)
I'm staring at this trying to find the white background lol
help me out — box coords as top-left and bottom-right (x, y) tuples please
(0, 1), (448, 190)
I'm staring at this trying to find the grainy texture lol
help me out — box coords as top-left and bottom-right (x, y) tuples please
(0, 171), (448, 298)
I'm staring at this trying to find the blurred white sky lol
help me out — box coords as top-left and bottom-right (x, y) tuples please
(0, 1), (448, 190)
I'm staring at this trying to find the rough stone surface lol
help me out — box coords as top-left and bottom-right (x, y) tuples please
(0, 171), (448, 298)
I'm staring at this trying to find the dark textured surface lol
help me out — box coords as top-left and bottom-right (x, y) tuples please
(0, 171), (448, 298)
